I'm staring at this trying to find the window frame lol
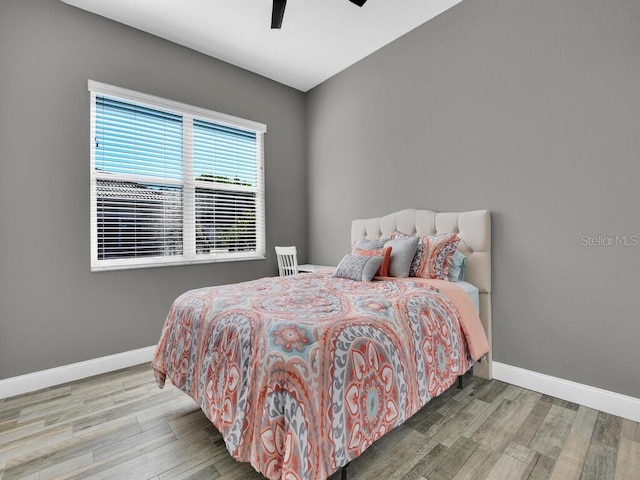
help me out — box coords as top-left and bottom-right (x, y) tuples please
(88, 80), (267, 272)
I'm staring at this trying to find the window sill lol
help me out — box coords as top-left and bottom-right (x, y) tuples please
(91, 253), (266, 272)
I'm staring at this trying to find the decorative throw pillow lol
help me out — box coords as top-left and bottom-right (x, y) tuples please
(392, 231), (459, 280)
(332, 254), (384, 282)
(383, 236), (419, 278)
(352, 246), (392, 277)
(447, 251), (467, 282)
(355, 237), (390, 250)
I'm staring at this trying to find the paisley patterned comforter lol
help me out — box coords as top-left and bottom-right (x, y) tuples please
(152, 272), (489, 480)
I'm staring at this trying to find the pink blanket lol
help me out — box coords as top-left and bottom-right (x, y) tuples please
(389, 277), (490, 361)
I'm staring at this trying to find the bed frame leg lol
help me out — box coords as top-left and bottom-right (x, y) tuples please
(341, 462), (350, 480)
(457, 375), (463, 389)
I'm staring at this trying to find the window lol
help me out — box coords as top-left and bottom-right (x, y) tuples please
(89, 81), (266, 271)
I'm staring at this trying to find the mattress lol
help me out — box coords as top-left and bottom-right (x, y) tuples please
(454, 280), (480, 313)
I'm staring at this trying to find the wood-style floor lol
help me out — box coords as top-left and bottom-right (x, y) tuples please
(1, 364), (638, 480)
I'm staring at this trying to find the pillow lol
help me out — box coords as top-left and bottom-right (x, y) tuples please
(332, 254), (384, 282)
(355, 237), (390, 250)
(392, 231), (459, 280)
(352, 246), (392, 276)
(447, 251), (467, 282)
(383, 236), (419, 278)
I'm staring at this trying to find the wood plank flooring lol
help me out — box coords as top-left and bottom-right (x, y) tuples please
(0, 364), (638, 480)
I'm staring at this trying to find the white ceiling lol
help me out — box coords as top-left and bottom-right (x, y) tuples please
(61, 0), (464, 92)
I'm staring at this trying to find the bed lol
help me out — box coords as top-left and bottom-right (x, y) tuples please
(152, 209), (492, 480)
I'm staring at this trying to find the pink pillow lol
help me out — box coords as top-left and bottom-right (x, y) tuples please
(352, 246), (392, 277)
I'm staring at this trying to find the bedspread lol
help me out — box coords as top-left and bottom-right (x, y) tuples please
(152, 273), (489, 480)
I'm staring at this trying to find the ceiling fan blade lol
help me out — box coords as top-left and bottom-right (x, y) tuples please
(271, 0), (365, 29)
(271, 0), (287, 29)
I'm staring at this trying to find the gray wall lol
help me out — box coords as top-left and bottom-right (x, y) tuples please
(307, 0), (640, 397)
(0, 0), (306, 379)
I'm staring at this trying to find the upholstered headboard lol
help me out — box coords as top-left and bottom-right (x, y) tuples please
(351, 209), (492, 379)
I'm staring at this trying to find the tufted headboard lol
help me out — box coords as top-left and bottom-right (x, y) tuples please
(351, 209), (492, 379)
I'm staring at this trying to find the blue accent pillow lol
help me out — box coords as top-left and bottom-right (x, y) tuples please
(332, 254), (384, 282)
(447, 251), (467, 282)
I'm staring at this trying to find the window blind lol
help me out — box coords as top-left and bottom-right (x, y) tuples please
(89, 81), (266, 271)
(193, 119), (258, 255)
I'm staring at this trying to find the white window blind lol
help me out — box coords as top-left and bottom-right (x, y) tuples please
(89, 81), (266, 271)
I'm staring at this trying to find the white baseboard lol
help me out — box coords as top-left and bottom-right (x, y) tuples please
(493, 361), (640, 423)
(0, 346), (156, 400)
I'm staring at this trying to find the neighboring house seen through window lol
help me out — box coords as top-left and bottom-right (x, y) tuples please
(89, 81), (266, 271)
